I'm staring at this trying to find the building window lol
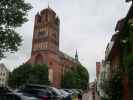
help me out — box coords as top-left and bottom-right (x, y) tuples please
(35, 54), (43, 64)
(49, 69), (53, 83)
(3, 73), (5, 76)
(50, 62), (53, 66)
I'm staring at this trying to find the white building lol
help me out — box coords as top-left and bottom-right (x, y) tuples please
(96, 60), (110, 98)
(0, 63), (9, 87)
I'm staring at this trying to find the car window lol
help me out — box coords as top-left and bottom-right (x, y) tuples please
(51, 87), (61, 96)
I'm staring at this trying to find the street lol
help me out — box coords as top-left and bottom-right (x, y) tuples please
(82, 89), (100, 100)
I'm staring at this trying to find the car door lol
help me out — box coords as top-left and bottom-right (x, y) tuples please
(0, 94), (21, 100)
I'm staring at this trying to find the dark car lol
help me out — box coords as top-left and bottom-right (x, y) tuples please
(71, 89), (82, 100)
(59, 89), (71, 100)
(16, 88), (54, 100)
(0, 87), (12, 94)
(75, 89), (83, 100)
(63, 89), (78, 100)
(49, 87), (64, 100)
(0, 93), (39, 100)
(17, 84), (64, 100)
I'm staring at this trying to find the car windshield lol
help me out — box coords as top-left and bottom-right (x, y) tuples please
(51, 87), (62, 96)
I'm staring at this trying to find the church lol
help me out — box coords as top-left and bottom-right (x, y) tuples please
(26, 7), (80, 88)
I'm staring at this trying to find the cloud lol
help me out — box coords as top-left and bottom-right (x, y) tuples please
(0, 0), (131, 82)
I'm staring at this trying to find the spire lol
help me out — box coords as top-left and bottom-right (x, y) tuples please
(48, 0), (50, 8)
(75, 49), (79, 61)
(36, 12), (39, 16)
(48, 0), (52, 8)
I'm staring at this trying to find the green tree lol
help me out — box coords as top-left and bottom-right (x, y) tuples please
(8, 64), (50, 88)
(100, 72), (123, 100)
(28, 64), (50, 85)
(8, 64), (32, 88)
(61, 71), (77, 89)
(61, 64), (89, 90)
(0, 0), (32, 59)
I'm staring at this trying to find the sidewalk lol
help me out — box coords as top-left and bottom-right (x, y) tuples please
(82, 89), (100, 100)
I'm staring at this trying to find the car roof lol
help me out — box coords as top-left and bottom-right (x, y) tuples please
(25, 84), (49, 88)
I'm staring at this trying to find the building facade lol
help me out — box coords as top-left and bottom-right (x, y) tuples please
(0, 63), (9, 87)
(96, 62), (101, 79)
(26, 7), (80, 88)
(96, 60), (110, 98)
(96, 2), (133, 100)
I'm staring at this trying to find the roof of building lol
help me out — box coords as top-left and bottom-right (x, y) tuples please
(0, 63), (9, 72)
(40, 7), (56, 15)
(126, 3), (133, 19)
(59, 51), (80, 64)
(115, 3), (133, 32)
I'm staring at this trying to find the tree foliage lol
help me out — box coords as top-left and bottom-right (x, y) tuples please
(126, 0), (133, 3)
(100, 72), (123, 100)
(0, 0), (32, 59)
(61, 64), (89, 90)
(8, 64), (50, 88)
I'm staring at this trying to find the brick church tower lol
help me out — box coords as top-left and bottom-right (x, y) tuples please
(27, 7), (62, 87)
(32, 7), (60, 57)
(27, 7), (80, 88)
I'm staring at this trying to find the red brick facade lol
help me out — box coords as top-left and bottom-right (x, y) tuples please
(106, 33), (129, 100)
(96, 62), (101, 79)
(26, 7), (80, 88)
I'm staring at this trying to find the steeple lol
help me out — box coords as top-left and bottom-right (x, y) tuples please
(48, 0), (50, 9)
(75, 49), (79, 61)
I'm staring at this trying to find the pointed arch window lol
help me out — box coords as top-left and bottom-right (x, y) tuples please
(35, 54), (43, 64)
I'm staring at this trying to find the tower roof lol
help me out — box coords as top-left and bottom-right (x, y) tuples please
(40, 7), (56, 15)
(75, 49), (79, 61)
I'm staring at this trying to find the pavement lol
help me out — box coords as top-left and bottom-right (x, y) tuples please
(82, 89), (100, 100)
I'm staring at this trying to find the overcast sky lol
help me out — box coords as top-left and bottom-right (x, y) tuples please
(0, 0), (131, 82)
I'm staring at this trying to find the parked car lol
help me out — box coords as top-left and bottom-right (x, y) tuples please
(76, 89), (83, 100)
(76, 89), (83, 95)
(71, 89), (82, 100)
(0, 92), (40, 100)
(49, 87), (64, 100)
(0, 87), (12, 94)
(17, 84), (64, 100)
(63, 89), (78, 100)
(59, 89), (71, 100)
(15, 88), (55, 100)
